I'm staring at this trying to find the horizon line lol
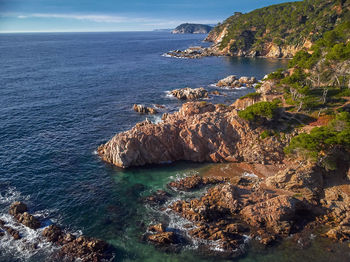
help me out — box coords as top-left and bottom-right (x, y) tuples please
(0, 29), (172, 34)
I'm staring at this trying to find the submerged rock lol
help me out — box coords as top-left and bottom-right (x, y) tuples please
(170, 87), (209, 100)
(144, 190), (171, 206)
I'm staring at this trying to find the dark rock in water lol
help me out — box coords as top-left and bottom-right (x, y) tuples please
(3, 226), (21, 240)
(148, 223), (165, 233)
(9, 201), (28, 216)
(17, 212), (41, 229)
(59, 236), (109, 262)
(147, 232), (176, 245)
(9, 202), (41, 229)
(168, 175), (228, 191)
(133, 104), (158, 115)
(144, 190), (171, 206)
(43, 224), (66, 244)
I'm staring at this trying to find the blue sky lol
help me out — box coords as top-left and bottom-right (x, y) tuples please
(0, 0), (296, 32)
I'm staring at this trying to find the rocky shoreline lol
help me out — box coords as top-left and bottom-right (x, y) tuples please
(98, 73), (350, 257)
(0, 201), (113, 262)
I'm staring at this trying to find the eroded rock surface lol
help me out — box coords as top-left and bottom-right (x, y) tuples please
(98, 102), (285, 168)
(168, 175), (228, 191)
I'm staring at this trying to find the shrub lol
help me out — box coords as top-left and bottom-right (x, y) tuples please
(260, 130), (273, 139)
(266, 69), (285, 80)
(285, 112), (350, 162)
(239, 92), (261, 100)
(238, 100), (280, 122)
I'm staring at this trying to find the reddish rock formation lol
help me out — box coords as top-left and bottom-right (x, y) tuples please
(43, 224), (110, 262)
(216, 75), (257, 88)
(168, 175), (228, 191)
(147, 232), (176, 245)
(266, 162), (324, 202)
(98, 102), (285, 168)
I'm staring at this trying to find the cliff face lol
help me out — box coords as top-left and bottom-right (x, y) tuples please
(205, 0), (350, 58)
(98, 102), (285, 168)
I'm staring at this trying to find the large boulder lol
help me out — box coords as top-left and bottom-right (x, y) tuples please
(9, 201), (28, 216)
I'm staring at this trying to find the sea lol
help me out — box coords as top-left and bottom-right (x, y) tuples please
(1, 31), (347, 261)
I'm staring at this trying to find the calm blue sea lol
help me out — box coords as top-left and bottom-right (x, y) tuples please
(1, 31), (346, 262)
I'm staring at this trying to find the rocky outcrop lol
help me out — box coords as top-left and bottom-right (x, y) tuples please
(216, 75), (257, 88)
(172, 23), (213, 34)
(170, 87), (208, 100)
(133, 104), (158, 115)
(164, 174), (313, 256)
(168, 175), (228, 191)
(43, 224), (111, 262)
(240, 195), (303, 235)
(266, 162), (324, 202)
(165, 46), (223, 59)
(9, 201), (40, 229)
(98, 102), (285, 168)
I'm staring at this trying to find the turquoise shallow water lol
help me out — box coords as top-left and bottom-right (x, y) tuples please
(1, 31), (348, 261)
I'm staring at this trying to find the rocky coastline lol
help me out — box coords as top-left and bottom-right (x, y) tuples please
(98, 71), (350, 257)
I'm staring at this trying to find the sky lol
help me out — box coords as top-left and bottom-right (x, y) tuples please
(0, 0), (296, 33)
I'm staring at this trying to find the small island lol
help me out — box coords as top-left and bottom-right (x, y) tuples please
(172, 23), (213, 34)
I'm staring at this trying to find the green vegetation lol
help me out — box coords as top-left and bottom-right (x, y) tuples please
(260, 130), (273, 139)
(285, 112), (350, 167)
(210, 0), (349, 55)
(238, 100), (280, 122)
(239, 92), (261, 100)
(266, 69), (285, 80)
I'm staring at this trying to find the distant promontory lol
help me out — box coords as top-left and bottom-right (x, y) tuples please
(171, 23), (213, 34)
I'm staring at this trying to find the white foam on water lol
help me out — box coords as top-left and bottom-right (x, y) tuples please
(0, 213), (57, 261)
(161, 53), (188, 59)
(164, 91), (176, 99)
(150, 115), (163, 124)
(0, 187), (30, 205)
